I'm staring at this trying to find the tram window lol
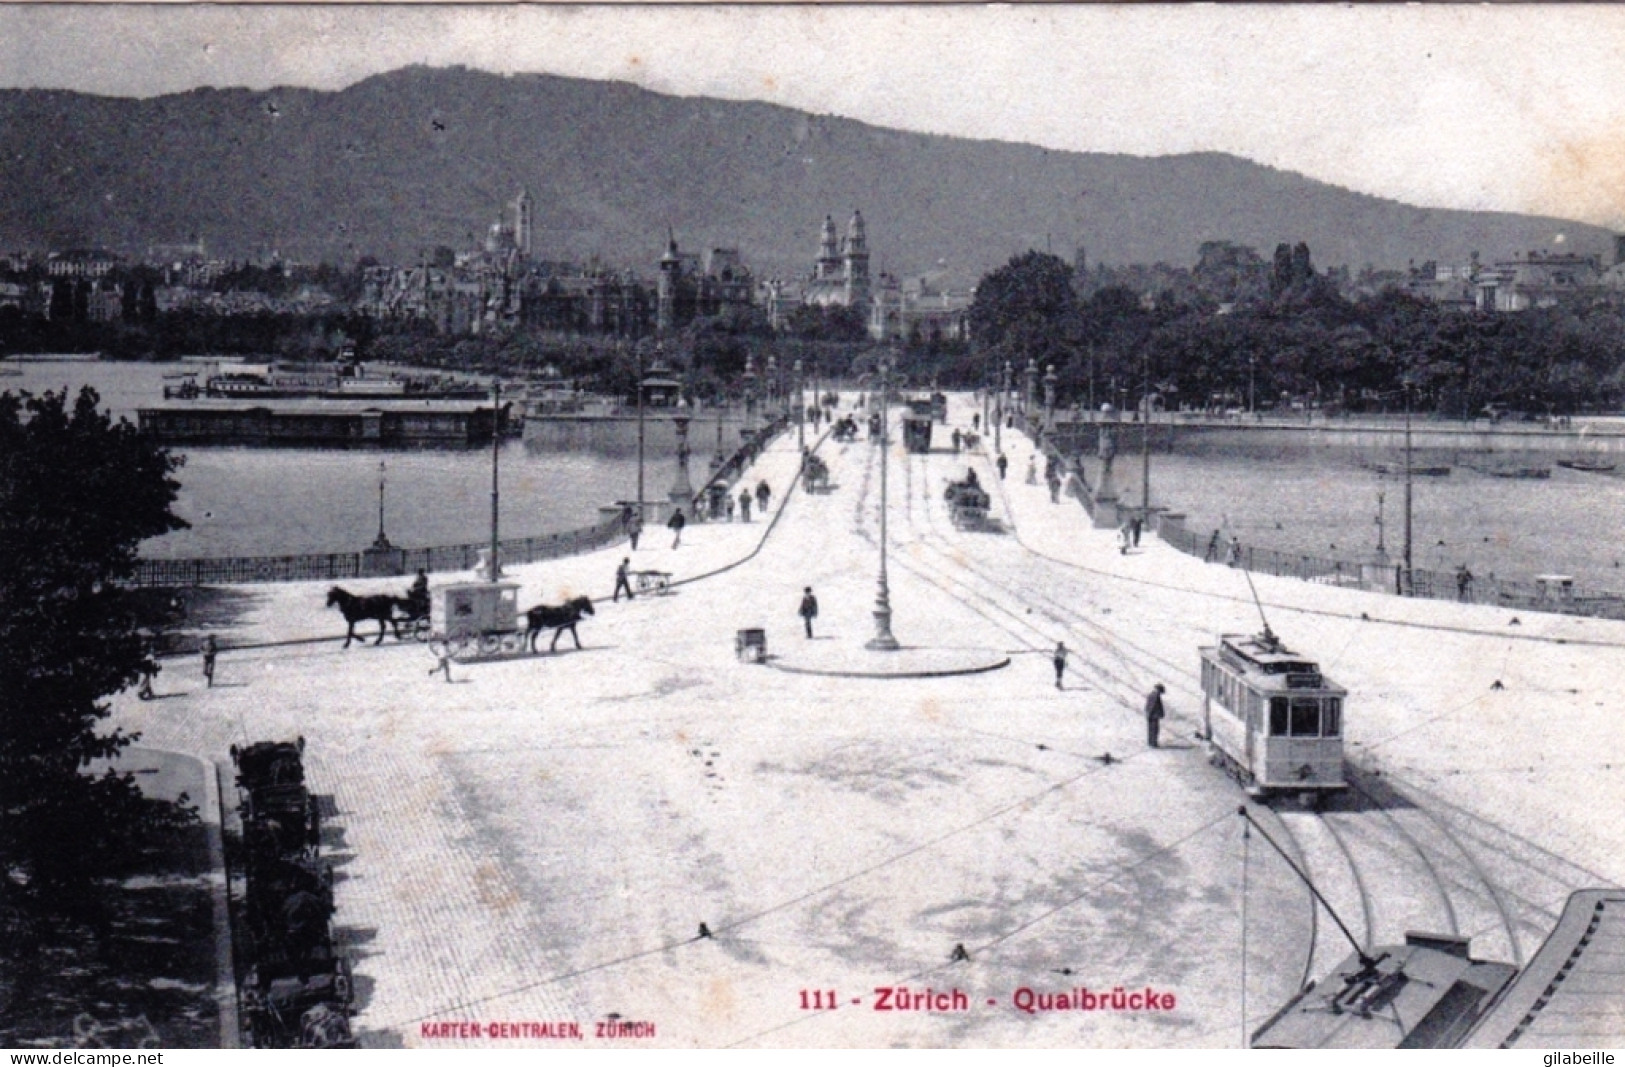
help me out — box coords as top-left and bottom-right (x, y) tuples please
(1269, 697), (1289, 736)
(1290, 698), (1320, 737)
(1323, 698), (1342, 738)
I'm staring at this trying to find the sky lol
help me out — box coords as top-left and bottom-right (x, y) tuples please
(4, 4), (1625, 228)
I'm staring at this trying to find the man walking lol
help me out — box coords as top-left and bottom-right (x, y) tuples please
(1052, 642), (1068, 689)
(667, 507), (687, 549)
(799, 586), (819, 638)
(201, 634), (218, 688)
(739, 489), (752, 523)
(628, 510), (643, 551)
(614, 557), (636, 601)
(1145, 683), (1166, 748)
(997, 452), (1009, 480)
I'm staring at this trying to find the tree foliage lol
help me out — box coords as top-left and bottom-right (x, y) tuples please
(0, 388), (192, 932)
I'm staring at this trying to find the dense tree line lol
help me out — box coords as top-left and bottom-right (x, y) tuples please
(1, 388), (196, 947)
(964, 250), (1625, 417)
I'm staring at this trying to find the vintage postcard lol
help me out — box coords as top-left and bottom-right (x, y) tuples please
(2, 3), (1624, 1052)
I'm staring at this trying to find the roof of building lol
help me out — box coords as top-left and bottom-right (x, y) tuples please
(1464, 888), (1625, 1048)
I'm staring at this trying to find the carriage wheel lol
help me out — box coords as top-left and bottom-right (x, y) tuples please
(479, 633), (503, 656)
(412, 617), (432, 643)
(501, 632), (523, 655)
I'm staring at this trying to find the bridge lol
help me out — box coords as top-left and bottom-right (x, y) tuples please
(111, 393), (1625, 1047)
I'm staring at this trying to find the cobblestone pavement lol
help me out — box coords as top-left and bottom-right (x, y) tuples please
(109, 399), (1625, 1047)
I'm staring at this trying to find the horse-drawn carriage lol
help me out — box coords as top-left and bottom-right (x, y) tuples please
(427, 581), (596, 663)
(802, 453), (831, 493)
(944, 470), (992, 529)
(229, 738), (356, 1049)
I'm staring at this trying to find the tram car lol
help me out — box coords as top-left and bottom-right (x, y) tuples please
(1199, 629), (1347, 799)
(902, 412), (934, 453)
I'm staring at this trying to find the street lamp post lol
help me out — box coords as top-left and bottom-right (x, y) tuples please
(372, 459), (390, 549)
(1403, 380), (1414, 594)
(795, 357), (805, 453)
(1140, 351), (1152, 520)
(488, 379), (503, 581)
(636, 346), (647, 523)
(867, 353), (900, 651)
(742, 354), (758, 437)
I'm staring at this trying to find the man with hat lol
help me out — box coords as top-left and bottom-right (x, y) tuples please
(1145, 683), (1167, 748)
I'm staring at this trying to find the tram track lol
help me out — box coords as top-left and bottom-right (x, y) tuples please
(878, 417), (1607, 1000)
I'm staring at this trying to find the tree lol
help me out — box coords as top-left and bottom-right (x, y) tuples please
(0, 387), (191, 935)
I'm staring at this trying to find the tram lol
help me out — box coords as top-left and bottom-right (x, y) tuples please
(902, 412), (934, 453)
(1199, 628), (1347, 800)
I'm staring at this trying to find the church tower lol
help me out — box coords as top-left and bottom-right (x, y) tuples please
(843, 209), (871, 308)
(512, 188), (534, 258)
(657, 228), (681, 334)
(815, 215), (841, 281)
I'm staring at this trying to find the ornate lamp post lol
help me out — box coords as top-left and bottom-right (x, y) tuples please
(996, 359), (1011, 452)
(866, 352), (900, 651)
(742, 354), (758, 437)
(670, 408), (693, 510)
(766, 354), (779, 417)
(371, 459), (391, 550)
(1025, 357), (1038, 415)
(635, 343), (648, 522)
(1043, 363), (1057, 421)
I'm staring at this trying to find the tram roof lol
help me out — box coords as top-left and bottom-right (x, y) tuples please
(1202, 633), (1347, 693)
(1252, 935), (1517, 1048)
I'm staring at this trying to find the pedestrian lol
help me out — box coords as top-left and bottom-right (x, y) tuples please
(1225, 536), (1241, 567)
(614, 557), (636, 601)
(952, 428), (962, 453)
(138, 661), (158, 700)
(972, 412), (981, 432)
(428, 649), (454, 683)
(628, 510), (643, 551)
(1145, 683), (1166, 748)
(756, 481), (771, 513)
(997, 452), (1009, 480)
(1131, 515), (1143, 547)
(1456, 564), (1474, 602)
(1118, 523), (1132, 555)
(1026, 454), (1038, 484)
(726, 493), (736, 522)
(799, 586), (819, 638)
(1052, 642), (1067, 689)
(201, 634), (218, 688)
(1204, 529), (1221, 562)
(739, 489), (752, 522)
(1047, 470), (1061, 503)
(667, 507), (686, 548)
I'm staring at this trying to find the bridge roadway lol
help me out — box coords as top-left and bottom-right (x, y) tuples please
(111, 394), (1625, 1048)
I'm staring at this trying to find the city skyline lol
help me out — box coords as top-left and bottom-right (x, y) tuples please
(3, 5), (1625, 230)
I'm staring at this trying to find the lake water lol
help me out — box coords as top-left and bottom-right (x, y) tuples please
(1141, 448), (1625, 591)
(9, 361), (1623, 589)
(4, 359), (671, 560)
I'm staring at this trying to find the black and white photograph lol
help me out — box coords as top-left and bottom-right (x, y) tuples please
(3, 3), (1625, 1051)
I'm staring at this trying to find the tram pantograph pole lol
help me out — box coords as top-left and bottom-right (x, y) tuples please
(867, 355), (899, 651)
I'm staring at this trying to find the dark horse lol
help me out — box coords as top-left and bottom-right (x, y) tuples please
(523, 596), (596, 653)
(326, 586), (407, 648)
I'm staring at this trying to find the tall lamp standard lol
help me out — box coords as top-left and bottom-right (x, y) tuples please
(636, 345), (648, 523)
(866, 352), (900, 651)
(794, 357), (805, 453)
(372, 459), (390, 550)
(1402, 377), (1414, 594)
(488, 379), (503, 581)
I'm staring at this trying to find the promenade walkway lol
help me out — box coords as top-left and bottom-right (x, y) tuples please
(107, 396), (1625, 1048)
